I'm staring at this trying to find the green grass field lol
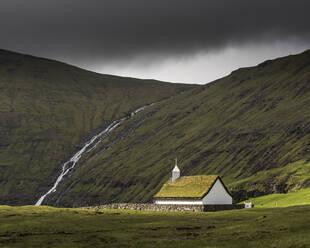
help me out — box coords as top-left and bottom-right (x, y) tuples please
(245, 188), (310, 208)
(1, 205), (310, 248)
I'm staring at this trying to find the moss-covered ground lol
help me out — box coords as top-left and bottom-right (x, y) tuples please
(1, 205), (310, 248)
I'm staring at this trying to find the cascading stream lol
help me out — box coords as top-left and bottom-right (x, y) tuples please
(35, 103), (154, 206)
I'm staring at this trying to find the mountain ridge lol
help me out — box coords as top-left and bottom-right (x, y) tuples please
(0, 48), (193, 85)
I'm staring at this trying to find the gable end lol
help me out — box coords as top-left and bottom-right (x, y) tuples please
(201, 176), (232, 199)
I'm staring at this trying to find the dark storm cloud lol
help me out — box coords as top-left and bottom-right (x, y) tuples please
(0, 0), (309, 64)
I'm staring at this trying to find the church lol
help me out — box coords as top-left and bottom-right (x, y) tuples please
(153, 160), (232, 205)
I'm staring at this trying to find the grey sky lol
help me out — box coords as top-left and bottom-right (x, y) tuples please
(0, 0), (309, 84)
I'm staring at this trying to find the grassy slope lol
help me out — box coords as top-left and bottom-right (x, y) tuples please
(0, 49), (193, 205)
(1, 205), (310, 248)
(49, 50), (310, 207)
(244, 188), (310, 208)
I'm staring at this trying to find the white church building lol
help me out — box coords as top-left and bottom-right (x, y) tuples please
(154, 160), (232, 205)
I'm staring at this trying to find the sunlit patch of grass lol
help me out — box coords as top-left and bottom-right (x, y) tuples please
(244, 188), (310, 208)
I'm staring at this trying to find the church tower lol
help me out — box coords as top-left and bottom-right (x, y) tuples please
(172, 158), (180, 182)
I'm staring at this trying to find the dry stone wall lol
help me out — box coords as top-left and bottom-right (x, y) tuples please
(80, 203), (244, 212)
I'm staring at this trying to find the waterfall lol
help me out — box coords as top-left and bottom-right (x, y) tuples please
(35, 103), (154, 206)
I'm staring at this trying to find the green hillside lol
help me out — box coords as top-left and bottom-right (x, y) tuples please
(243, 188), (310, 208)
(0, 49), (192, 205)
(1, 49), (310, 207)
(46, 50), (310, 207)
(1, 205), (310, 247)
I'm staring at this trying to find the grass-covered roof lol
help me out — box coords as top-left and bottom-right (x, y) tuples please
(154, 175), (219, 198)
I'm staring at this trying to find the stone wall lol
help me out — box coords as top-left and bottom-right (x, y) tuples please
(203, 204), (244, 211)
(80, 203), (245, 212)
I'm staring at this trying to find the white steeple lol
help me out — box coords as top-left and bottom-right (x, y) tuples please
(172, 158), (180, 182)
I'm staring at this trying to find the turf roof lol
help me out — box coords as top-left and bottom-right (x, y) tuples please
(154, 175), (219, 198)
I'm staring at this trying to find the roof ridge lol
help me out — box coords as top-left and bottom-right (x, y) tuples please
(181, 175), (218, 177)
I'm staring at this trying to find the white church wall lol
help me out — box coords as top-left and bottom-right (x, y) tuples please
(154, 200), (203, 205)
(202, 178), (232, 204)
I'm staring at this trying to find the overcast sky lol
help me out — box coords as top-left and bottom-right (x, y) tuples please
(1, 0), (309, 84)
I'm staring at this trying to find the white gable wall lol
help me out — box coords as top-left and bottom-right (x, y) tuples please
(202, 178), (232, 204)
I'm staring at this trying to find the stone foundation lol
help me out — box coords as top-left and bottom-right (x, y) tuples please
(80, 203), (244, 212)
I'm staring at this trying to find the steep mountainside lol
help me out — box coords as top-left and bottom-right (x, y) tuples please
(0, 49), (193, 205)
(44, 50), (310, 207)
